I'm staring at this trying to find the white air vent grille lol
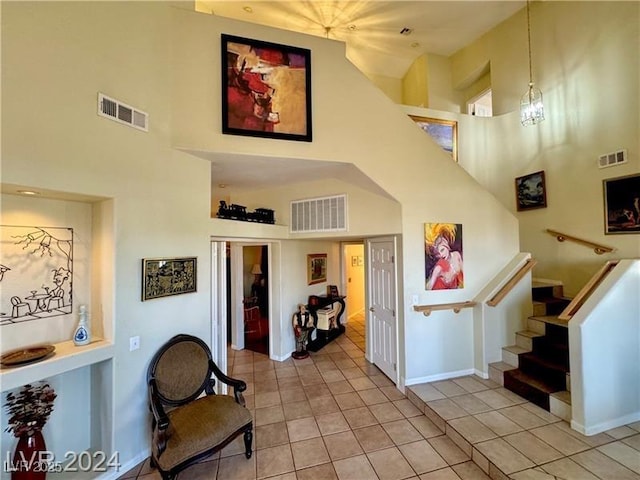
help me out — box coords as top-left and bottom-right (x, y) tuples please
(291, 194), (347, 233)
(98, 93), (148, 132)
(598, 149), (627, 168)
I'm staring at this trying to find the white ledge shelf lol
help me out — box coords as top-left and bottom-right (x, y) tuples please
(0, 338), (114, 392)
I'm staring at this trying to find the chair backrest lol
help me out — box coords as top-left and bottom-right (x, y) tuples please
(147, 334), (213, 406)
(11, 296), (22, 306)
(244, 305), (260, 323)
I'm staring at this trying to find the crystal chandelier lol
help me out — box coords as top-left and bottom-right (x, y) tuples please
(520, 0), (545, 126)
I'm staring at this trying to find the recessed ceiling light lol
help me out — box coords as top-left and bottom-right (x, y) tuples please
(411, 42), (420, 48)
(17, 190), (40, 196)
(243, 6), (253, 13)
(218, 184), (227, 189)
(400, 27), (413, 36)
(348, 24), (357, 31)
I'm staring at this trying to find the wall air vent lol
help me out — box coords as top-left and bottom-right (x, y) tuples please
(598, 149), (627, 169)
(290, 194), (347, 233)
(97, 93), (148, 132)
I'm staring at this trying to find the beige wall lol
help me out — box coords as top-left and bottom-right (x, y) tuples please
(402, 54), (429, 107)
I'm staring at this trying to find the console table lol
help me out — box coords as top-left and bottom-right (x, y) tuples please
(306, 294), (346, 352)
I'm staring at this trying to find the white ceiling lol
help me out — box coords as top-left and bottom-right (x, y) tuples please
(201, 1), (525, 78)
(197, 1), (525, 194)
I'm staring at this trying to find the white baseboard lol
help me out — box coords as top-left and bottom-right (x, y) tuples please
(271, 351), (292, 362)
(572, 411), (640, 436)
(405, 368), (475, 386)
(474, 369), (489, 379)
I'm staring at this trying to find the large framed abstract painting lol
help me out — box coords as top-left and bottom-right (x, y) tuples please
(142, 257), (197, 301)
(221, 34), (312, 142)
(424, 223), (464, 290)
(409, 115), (458, 162)
(603, 173), (640, 234)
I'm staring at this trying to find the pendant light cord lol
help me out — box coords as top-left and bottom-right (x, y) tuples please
(526, 0), (533, 85)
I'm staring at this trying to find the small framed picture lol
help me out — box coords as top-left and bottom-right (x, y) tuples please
(515, 170), (547, 211)
(221, 34), (312, 142)
(142, 257), (197, 301)
(307, 253), (327, 285)
(409, 115), (458, 162)
(603, 173), (640, 234)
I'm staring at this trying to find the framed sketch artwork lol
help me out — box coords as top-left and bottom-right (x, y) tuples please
(142, 257), (197, 301)
(221, 34), (312, 142)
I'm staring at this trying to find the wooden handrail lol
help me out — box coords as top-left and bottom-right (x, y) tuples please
(487, 259), (537, 307)
(558, 260), (619, 321)
(413, 301), (476, 317)
(546, 229), (614, 255)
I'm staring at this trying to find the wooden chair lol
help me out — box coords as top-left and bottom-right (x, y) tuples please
(243, 305), (262, 339)
(147, 334), (253, 480)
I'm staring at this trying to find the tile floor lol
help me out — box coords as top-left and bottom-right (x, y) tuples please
(120, 314), (640, 480)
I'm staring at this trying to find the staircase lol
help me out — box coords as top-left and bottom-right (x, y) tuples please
(489, 281), (573, 420)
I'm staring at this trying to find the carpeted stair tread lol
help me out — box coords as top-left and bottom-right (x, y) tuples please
(503, 369), (564, 410)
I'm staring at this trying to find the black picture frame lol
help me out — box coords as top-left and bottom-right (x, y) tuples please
(142, 257), (197, 301)
(221, 34), (312, 142)
(603, 173), (640, 235)
(515, 170), (547, 211)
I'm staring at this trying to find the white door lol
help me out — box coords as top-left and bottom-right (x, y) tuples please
(367, 237), (398, 382)
(211, 241), (228, 394)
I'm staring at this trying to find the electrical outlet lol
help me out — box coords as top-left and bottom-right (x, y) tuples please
(129, 336), (140, 351)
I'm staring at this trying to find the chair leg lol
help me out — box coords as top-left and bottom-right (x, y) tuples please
(244, 428), (253, 459)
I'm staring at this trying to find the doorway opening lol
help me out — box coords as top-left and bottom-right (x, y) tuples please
(467, 89), (493, 117)
(242, 245), (269, 355)
(343, 242), (366, 353)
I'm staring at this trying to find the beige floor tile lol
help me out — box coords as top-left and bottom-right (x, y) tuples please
(447, 416), (497, 444)
(428, 436), (470, 465)
(219, 453), (257, 480)
(254, 380), (280, 394)
(275, 367), (298, 379)
(383, 418), (423, 445)
(450, 395), (493, 415)
(367, 446), (416, 480)
(509, 468), (556, 480)
(282, 399), (313, 421)
(471, 390), (517, 409)
(539, 457), (600, 480)
(256, 422), (290, 450)
(551, 420), (615, 448)
(473, 411), (523, 436)
(451, 377), (489, 394)
(300, 372), (325, 386)
(623, 433), (640, 451)
(411, 384), (447, 402)
(450, 460), (491, 479)
(256, 444), (294, 479)
(295, 462), (339, 480)
(605, 425), (639, 439)
(519, 402), (561, 423)
(369, 402), (405, 423)
(349, 376), (378, 391)
(220, 434), (250, 458)
(322, 369), (347, 383)
(343, 406), (379, 429)
(309, 395), (340, 415)
(334, 391), (366, 410)
(176, 459), (219, 480)
(324, 430), (365, 460)
(316, 411), (351, 436)
(399, 440), (448, 474)
(498, 406), (549, 430)
(255, 405), (285, 427)
(409, 415), (444, 438)
(255, 391), (282, 409)
(418, 467), (462, 479)
(431, 381), (468, 398)
(598, 441), (640, 474)
(504, 431), (564, 465)
(570, 449), (639, 480)
(342, 367), (367, 379)
(333, 454), (379, 480)
(278, 386), (307, 403)
(353, 424), (396, 452)
(359, 388), (391, 406)
(529, 424), (590, 456)
(381, 385), (407, 401)
(290, 436), (331, 470)
(328, 380), (356, 395)
(474, 438), (535, 474)
(426, 399), (469, 421)
(394, 399), (423, 418)
(304, 383), (332, 398)
(286, 417), (321, 442)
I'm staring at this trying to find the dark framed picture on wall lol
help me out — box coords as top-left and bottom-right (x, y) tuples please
(307, 253), (327, 285)
(221, 34), (312, 142)
(603, 173), (640, 234)
(409, 115), (458, 162)
(142, 257), (197, 301)
(515, 170), (547, 211)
